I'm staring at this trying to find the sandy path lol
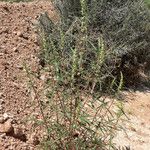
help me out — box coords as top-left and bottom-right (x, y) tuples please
(114, 90), (150, 150)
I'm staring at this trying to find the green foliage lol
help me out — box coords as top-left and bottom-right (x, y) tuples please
(25, 0), (150, 149)
(145, 0), (150, 7)
(88, 0), (150, 84)
(29, 1), (126, 149)
(54, 0), (150, 85)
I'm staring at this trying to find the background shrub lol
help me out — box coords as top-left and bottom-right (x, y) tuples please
(145, 0), (150, 7)
(53, 0), (150, 86)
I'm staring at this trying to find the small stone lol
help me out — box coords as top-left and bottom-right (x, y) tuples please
(0, 53), (4, 56)
(0, 117), (5, 123)
(3, 113), (13, 121)
(16, 64), (23, 70)
(30, 134), (40, 146)
(13, 47), (18, 52)
(3, 113), (9, 121)
(0, 99), (5, 105)
(17, 31), (23, 37)
(130, 126), (136, 132)
(14, 127), (23, 137)
(0, 120), (13, 133)
(13, 127), (27, 142)
(40, 74), (45, 81)
(0, 133), (6, 139)
(0, 93), (3, 98)
(22, 34), (29, 40)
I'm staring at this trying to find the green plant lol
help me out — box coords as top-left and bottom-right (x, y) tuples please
(25, 1), (127, 150)
(145, 0), (150, 7)
(89, 0), (150, 86)
(53, 0), (150, 87)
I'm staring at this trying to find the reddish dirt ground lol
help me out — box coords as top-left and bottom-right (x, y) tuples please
(0, 1), (150, 150)
(0, 1), (57, 149)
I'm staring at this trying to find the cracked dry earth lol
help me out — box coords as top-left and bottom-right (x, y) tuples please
(0, 1), (150, 150)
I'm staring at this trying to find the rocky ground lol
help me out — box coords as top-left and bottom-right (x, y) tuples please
(0, 1), (150, 150)
(0, 1), (57, 149)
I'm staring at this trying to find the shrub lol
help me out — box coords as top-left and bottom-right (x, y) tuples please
(26, 0), (126, 149)
(53, 0), (150, 86)
(89, 0), (150, 85)
(144, 0), (150, 7)
(27, 0), (150, 149)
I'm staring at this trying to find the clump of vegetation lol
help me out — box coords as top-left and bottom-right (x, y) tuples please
(25, 0), (149, 149)
(26, 1), (126, 149)
(53, 0), (150, 86)
(89, 0), (150, 85)
(145, 0), (150, 7)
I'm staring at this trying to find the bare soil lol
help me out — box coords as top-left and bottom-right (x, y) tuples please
(114, 90), (150, 150)
(0, 1), (150, 150)
(0, 1), (57, 149)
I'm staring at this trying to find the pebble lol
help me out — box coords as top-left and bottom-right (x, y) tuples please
(0, 53), (4, 56)
(130, 126), (136, 132)
(0, 120), (13, 133)
(13, 127), (27, 142)
(0, 133), (6, 139)
(30, 133), (40, 145)
(0, 92), (3, 98)
(14, 127), (23, 137)
(3, 113), (14, 121)
(40, 74), (45, 81)
(13, 47), (18, 52)
(0, 99), (5, 105)
(16, 64), (23, 70)
(3, 113), (9, 121)
(17, 31), (23, 37)
(0, 117), (5, 124)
